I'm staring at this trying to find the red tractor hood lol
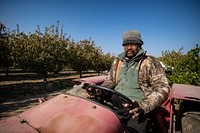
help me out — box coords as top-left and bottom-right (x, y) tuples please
(0, 94), (122, 133)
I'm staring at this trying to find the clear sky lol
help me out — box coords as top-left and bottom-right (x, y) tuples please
(1, 0), (200, 57)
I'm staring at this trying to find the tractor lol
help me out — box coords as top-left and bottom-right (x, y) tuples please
(0, 75), (199, 133)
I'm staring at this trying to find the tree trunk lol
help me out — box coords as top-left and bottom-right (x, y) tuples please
(98, 71), (100, 76)
(6, 65), (9, 77)
(43, 72), (48, 82)
(79, 70), (82, 78)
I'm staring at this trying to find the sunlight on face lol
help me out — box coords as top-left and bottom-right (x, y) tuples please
(123, 44), (141, 58)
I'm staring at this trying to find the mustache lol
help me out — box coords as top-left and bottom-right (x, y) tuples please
(125, 50), (137, 57)
(126, 50), (135, 53)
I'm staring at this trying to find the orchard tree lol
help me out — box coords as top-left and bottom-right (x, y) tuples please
(26, 22), (69, 81)
(103, 52), (115, 71)
(1, 21), (115, 79)
(0, 23), (15, 76)
(91, 47), (104, 74)
(92, 51), (114, 75)
(13, 31), (30, 71)
(68, 39), (96, 77)
(159, 44), (200, 86)
(0, 23), (9, 69)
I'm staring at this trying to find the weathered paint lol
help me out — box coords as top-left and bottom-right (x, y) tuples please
(0, 94), (122, 133)
(171, 84), (200, 102)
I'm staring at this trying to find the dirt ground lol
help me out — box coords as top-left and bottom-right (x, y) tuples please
(0, 72), (98, 120)
(0, 89), (66, 119)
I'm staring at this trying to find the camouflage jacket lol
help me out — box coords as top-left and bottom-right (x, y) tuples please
(101, 53), (170, 114)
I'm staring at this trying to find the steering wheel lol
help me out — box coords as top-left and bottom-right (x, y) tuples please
(86, 84), (137, 116)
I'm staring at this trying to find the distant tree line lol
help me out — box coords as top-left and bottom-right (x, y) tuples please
(0, 21), (114, 80)
(1, 21), (199, 86)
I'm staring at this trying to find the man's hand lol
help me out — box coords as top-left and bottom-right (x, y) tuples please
(86, 87), (102, 99)
(124, 100), (144, 119)
(86, 87), (95, 98)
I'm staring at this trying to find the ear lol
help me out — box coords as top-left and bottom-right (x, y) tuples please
(139, 45), (142, 49)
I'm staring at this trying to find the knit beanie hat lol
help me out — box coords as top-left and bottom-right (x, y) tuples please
(122, 30), (144, 46)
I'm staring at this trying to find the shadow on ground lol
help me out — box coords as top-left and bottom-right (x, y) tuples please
(0, 78), (75, 119)
(0, 72), (100, 119)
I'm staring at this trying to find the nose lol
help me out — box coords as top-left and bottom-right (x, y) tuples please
(127, 44), (132, 49)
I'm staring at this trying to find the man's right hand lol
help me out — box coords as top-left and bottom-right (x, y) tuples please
(123, 100), (144, 119)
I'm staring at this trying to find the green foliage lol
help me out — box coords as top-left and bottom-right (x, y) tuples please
(68, 40), (91, 77)
(159, 44), (200, 86)
(92, 52), (114, 73)
(0, 23), (9, 68)
(0, 22), (114, 79)
(26, 22), (70, 77)
(1, 21), (199, 85)
(0, 23), (15, 76)
(68, 39), (112, 77)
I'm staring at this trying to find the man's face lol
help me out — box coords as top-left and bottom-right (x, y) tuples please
(123, 44), (140, 58)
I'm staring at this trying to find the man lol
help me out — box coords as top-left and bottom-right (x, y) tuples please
(99, 30), (170, 133)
